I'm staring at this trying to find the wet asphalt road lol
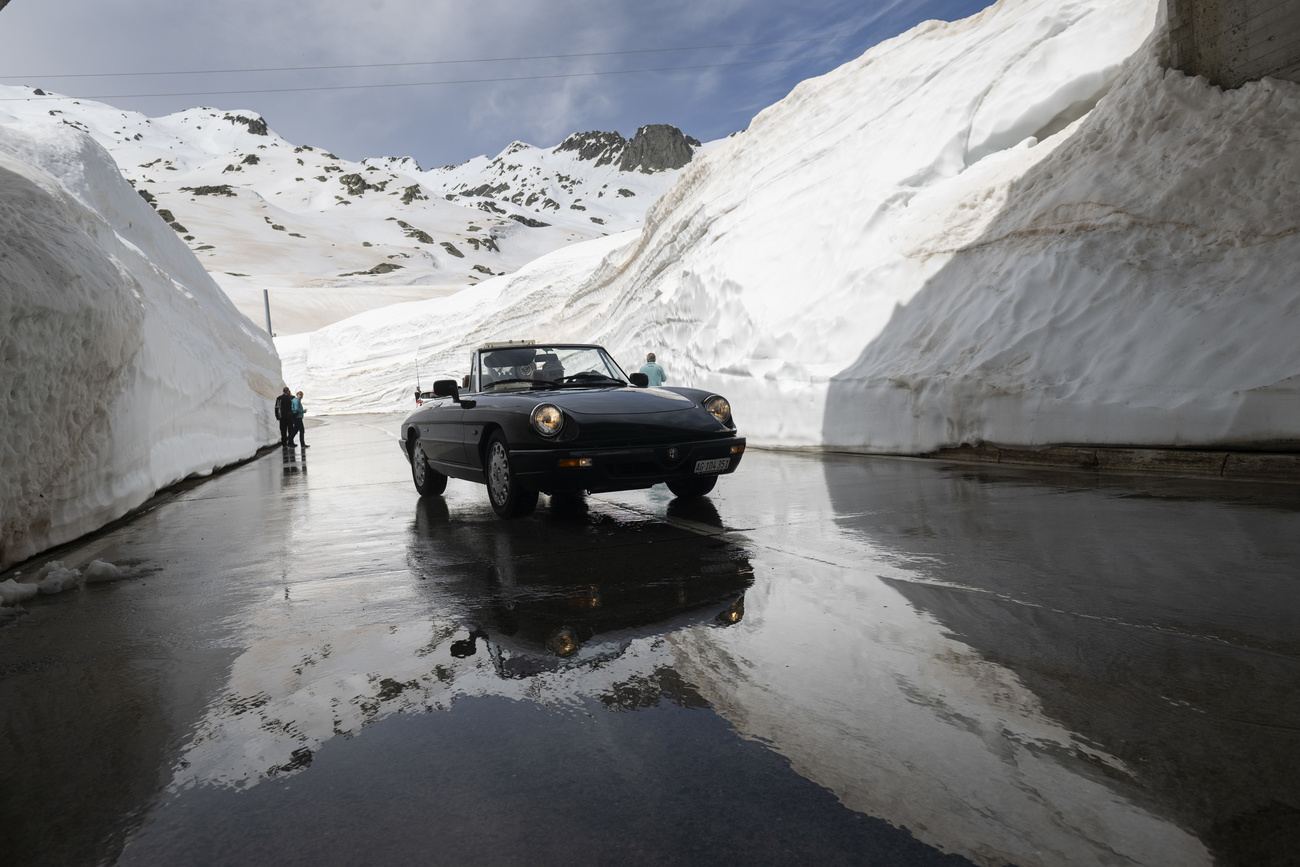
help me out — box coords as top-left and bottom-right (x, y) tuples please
(3, 414), (1300, 866)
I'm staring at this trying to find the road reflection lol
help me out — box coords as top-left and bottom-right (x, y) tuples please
(820, 460), (1300, 867)
(27, 418), (1291, 867)
(166, 493), (753, 793)
(659, 456), (1230, 867)
(408, 497), (751, 681)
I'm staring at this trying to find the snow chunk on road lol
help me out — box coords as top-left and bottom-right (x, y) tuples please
(36, 561), (82, 595)
(0, 578), (40, 606)
(83, 559), (126, 584)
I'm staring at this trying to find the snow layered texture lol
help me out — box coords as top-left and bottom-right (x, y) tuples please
(0, 124), (280, 569)
(283, 0), (1300, 452)
(0, 90), (704, 334)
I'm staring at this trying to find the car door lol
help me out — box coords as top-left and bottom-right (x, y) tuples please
(418, 403), (466, 465)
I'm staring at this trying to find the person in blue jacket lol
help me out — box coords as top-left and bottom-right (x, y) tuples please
(639, 353), (667, 387)
(290, 390), (310, 448)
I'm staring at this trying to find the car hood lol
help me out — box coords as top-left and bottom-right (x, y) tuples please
(549, 387), (697, 415)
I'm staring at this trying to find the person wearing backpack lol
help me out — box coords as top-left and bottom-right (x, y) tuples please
(274, 387), (295, 447)
(291, 390), (309, 448)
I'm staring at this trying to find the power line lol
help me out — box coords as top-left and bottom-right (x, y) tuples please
(1, 55), (860, 101)
(0, 34), (869, 81)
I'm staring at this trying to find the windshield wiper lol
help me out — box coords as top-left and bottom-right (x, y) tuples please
(558, 373), (624, 386)
(483, 378), (560, 390)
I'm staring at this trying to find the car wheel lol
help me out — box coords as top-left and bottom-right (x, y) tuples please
(666, 475), (717, 499)
(410, 438), (448, 497)
(486, 433), (538, 518)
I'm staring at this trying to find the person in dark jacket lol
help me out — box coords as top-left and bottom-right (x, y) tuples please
(291, 391), (309, 448)
(274, 387), (294, 447)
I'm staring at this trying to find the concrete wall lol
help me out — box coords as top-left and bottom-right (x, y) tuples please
(1169, 0), (1300, 87)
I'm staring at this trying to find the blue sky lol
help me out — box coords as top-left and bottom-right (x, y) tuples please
(0, 0), (993, 166)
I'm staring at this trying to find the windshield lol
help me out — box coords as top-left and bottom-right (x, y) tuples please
(477, 345), (629, 391)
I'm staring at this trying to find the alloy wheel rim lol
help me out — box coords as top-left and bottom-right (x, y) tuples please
(489, 443), (509, 504)
(412, 445), (425, 485)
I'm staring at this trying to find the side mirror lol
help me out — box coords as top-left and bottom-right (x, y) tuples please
(629, 372), (649, 388)
(433, 378), (476, 408)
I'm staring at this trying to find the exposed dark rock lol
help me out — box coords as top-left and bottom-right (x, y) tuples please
(156, 208), (175, 223)
(461, 182), (510, 198)
(472, 264), (497, 275)
(465, 236), (500, 253)
(180, 185), (236, 196)
(619, 124), (701, 173)
(524, 192), (541, 207)
(589, 217), (605, 224)
(396, 220), (434, 244)
(33, 88), (45, 96)
(339, 173), (379, 196)
(271, 224), (285, 231)
(222, 164), (240, 173)
(315, 176), (327, 182)
(289, 233), (305, 238)
(138, 189), (156, 206)
(476, 200), (506, 215)
(323, 152), (339, 160)
(401, 185), (427, 204)
(224, 114), (269, 136)
(555, 130), (626, 166)
(340, 263), (404, 277)
(169, 221), (188, 233)
(241, 154), (260, 165)
(617, 188), (635, 197)
(508, 215), (550, 228)
(570, 204), (586, 211)
(542, 198), (560, 210)
(440, 242), (465, 258)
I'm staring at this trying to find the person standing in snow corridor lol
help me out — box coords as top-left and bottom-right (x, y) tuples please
(291, 391), (309, 448)
(640, 353), (667, 387)
(275, 387), (295, 447)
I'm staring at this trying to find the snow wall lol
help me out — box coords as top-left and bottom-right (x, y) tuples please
(281, 0), (1300, 453)
(0, 123), (281, 569)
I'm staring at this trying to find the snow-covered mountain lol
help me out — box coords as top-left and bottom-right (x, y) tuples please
(279, 0), (1300, 455)
(0, 122), (280, 570)
(0, 88), (708, 333)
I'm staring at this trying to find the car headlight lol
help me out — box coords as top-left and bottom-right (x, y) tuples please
(530, 403), (565, 437)
(546, 626), (581, 658)
(704, 395), (732, 426)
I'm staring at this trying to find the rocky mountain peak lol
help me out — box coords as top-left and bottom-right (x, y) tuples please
(619, 124), (702, 173)
(554, 130), (627, 167)
(553, 125), (701, 173)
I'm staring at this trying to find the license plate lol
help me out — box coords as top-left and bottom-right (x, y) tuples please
(694, 457), (730, 474)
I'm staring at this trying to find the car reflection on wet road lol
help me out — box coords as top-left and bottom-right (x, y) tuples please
(3, 415), (1300, 866)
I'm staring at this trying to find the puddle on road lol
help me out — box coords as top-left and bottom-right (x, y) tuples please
(7, 423), (1300, 867)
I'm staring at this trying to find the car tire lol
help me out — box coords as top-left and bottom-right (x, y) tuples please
(486, 433), (538, 518)
(666, 475), (718, 499)
(410, 438), (448, 497)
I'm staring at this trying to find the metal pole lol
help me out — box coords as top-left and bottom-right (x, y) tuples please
(263, 289), (273, 335)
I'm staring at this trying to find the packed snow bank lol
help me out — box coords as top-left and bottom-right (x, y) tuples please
(0, 123), (280, 569)
(284, 0), (1300, 453)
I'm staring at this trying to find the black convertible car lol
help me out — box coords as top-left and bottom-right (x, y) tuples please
(399, 341), (745, 517)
